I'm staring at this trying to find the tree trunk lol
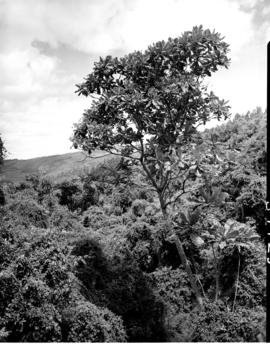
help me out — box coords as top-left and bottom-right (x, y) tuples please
(232, 252), (241, 312)
(211, 243), (220, 302)
(159, 194), (203, 309)
(141, 162), (203, 309)
(173, 233), (203, 309)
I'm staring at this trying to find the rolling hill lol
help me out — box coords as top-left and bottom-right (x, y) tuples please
(0, 151), (114, 183)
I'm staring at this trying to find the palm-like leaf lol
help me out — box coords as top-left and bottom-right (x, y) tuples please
(221, 219), (260, 249)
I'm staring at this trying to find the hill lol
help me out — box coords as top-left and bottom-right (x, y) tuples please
(1, 108), (266, 184)
(0, 151), (114, 183)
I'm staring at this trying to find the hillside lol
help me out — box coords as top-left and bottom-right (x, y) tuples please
(0, 151), (114, 183)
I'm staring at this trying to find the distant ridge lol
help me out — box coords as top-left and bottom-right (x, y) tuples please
(0, 151), (114, 183)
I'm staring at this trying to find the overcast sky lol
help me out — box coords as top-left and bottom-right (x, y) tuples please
(0, 0), (268, 159)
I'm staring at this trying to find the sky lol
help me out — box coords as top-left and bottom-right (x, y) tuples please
(0, 0), (268, 159)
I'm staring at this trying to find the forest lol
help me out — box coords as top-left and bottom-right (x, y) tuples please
(0, 26), (266, 342)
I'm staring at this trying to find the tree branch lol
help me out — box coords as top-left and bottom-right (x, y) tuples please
(139, 138), (159, 191)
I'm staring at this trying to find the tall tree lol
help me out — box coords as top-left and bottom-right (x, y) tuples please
(72, 26), (230, 308)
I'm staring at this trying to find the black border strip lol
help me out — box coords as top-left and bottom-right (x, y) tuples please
(267, 41), (270, 343)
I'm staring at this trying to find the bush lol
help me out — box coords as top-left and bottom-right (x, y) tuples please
(49, 205), (83, 232)
(0, 237), (83, 342)
(236, 175), (265, 237)
(131, 199), (149, 217)
(149, 267), (193, 317)
(0, 187), (5, 205)
(170, 301), (265, 342)
(82, 206), (121, 231)
(110, 187), (133, 213)
(0, 270), (19, 315)
(0, 235), (14, 270)
(64, 301), (127, 342)
(5, 301), (62, 342)
(234, 244), (265, 308)
(71, 238), (108, 291)
(100, 260), (166, 342)
(6, 199), (48, 228)
(56, 179), (82, 211)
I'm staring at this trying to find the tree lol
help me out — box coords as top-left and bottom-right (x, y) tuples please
(72, 26), (230, 308)
(0, 135), (6, 166)
(0, 135), (6, 205)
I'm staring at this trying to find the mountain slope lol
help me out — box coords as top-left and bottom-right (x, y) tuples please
(0, 151), (114, 183)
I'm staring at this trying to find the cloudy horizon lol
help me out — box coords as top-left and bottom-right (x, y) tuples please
(0, 0), (268, 160)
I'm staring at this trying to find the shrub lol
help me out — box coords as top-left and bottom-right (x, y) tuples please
(37, 178), (53, 202)
(0, 187), (5, 205)
(82, 206), (121, 231)
(131, 199), (149, 217)
(64, 301), (127, 342)
(170, 301), (265, 342)
(99, 260), (166, 342)
(126, 221), (153, 247)
(149, 267), (193, 318)
(0, 238), (82, 342)
(81, 178), (99, 207)
(0, 270), (19, 315)
(4, 301), (62, 342)
(49, 205), (83, 232)
(110, 187), (133, 213)
(72, 238), (108, 292)
(0, 235), (14, 270)
(6, 199), (48, 228)
(55, 179), (82, 211)
(236, 175), (265, 237)
(233, 244), (265, 308)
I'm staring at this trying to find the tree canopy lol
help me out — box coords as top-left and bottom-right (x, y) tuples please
(72, 25), (230, 160)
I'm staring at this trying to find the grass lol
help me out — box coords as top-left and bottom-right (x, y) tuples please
(0, 151), (114, 183)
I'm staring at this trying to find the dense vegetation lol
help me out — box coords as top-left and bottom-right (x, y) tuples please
(0, 27), (266, 341)
(0, 107), (266, 342)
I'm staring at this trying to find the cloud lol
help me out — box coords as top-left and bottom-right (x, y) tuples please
(227, 0), (270, 43)
(1, 0), (253, 57)
(0, 96), (89, 159)
(0, 46), (81, 121)
(0, 0), (129, 55)
(232, 0), (270, 28)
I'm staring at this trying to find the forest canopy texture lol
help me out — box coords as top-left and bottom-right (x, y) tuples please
(0, 26), (266, 342)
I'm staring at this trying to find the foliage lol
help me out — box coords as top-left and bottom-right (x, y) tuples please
(55, 178), (99, 213)
(84, 157), (133, 192)
(149, 267), (193, 317)
(0, 135), (6, 166)
(64, 301), (127, 342)
(0, 187), (5, 206)
(0, 29), (266, 343)
(171, 302), (265, 342)
(72, 26), (230, 215)
(0, 224), (126, 342)
(73, 26), (229, 154)
(219, 243), (265, 307)
(55, 179), (82, 211)
(49, 205), (83, 232)
(4, 198), (49, 229)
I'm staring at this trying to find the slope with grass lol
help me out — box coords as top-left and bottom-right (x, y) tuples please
(0, 151), (114, 183)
